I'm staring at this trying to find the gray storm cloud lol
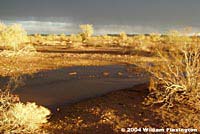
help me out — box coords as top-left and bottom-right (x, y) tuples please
(0, 17), (162, 34)
(1, 0), (200, 34)
(1, 18), (199, 35)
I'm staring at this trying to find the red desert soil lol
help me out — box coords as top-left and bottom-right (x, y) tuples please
(0, 48), (158, 77)
(0, 47), (164, 133)
(45, 83), (166, 134)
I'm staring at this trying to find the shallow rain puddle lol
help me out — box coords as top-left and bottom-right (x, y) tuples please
(10, 65), (149, 107)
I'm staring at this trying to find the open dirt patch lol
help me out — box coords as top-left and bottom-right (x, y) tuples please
(46, 84), (165, 134)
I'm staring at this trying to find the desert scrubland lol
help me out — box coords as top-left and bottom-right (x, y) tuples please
(0, 23), (200, 133)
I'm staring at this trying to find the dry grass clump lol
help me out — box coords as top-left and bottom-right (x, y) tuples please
(0, 89), (50, 134)
(143, 32), (200, 129)
(0, 22), (49, 133)
(146, 37), (200, 109)
(5, 102), (50, 133)
(0, 58), (49, 134)
(0, 45), (37, 57)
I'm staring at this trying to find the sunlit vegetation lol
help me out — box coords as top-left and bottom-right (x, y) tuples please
(29, 25), (200, 52)
(0, 91), (50, 133)
(0, 82), (51, 134)
(29, 25), (200, 131)
(0, 22), (200, 133)
(137, 31), (200, 130)
(0, 23), (50, 134)
(79, 24), (94, 42)
(0, 23), (29, 51)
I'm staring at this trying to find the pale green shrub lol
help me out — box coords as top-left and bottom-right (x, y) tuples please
(0, 90), (50, 134)
(5, 102), (50, 133)
(80, 24), (94, 42)
(0, 23), (29, 50)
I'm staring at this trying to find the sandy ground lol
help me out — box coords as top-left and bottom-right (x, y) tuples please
(0, 47), (164, 133)
(45, 83), (166, 134)
(0, 47), (158, 77)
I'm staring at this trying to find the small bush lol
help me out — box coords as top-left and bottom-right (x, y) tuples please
(118, 32), (128, 46)
(0, 90), (50, 134)
(0, 23), (29, 51)
(142, 32), (200, 130)
(79, 24), (94, 42)
(146, 37), (200, 109)
(5, 102), (50, 133)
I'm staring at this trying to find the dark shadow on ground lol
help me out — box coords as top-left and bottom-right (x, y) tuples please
(35, 45), (155, 57)
(7, 64), (149, 107)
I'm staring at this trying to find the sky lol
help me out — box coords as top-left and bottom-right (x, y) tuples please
(0, 0), (200, 34)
